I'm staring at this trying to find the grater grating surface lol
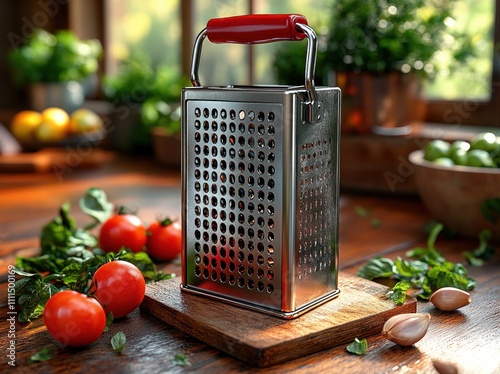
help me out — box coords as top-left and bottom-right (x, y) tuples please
(184, 101), (284, 308)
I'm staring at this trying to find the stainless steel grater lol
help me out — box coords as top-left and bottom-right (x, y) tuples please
(181, 14), (341, 319)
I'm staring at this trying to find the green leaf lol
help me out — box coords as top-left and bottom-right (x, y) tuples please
(79, 188), (114, 230)
(427, 222), (444, 250)
(393, 257), (428, 279)
(172, 353), (190, 366)
(481, 198), (500, 223)
(29, 347), (52, 363)
(346, 338), (368, 355)
(357, 257), (395, 280)
(370, 218), (381, 228)
(464, 229), (495, 266)
(388, 280), (412, 305)
(104, 312), (114, 332)
(355, 206), (369, 217)
(111, 331), (126, 353)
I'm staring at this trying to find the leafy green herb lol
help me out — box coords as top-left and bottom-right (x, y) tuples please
(355, 206), (369, 217)
(79, 187), (114, 230)
(104, 312), (114, 332)
(358, 222), (478, 302)
(463, 229), (495, 266)
(14, 188), (174, 321)
(111, 331), (126, 353)
(346, 338), (368, 355)
(357, 257), (395, 280)
(172, 353), (190, 366)
(386, 280), (412, 305)
(371, 218), (381, 228)
(29, 347), (52, 363)
(481, 198), (500, 223)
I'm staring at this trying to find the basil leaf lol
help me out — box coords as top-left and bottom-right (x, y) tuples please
(29, 347), (52, 363)
(111, 331), (126, 353)
(388, 280), (412, 305)
(172, 353), (190, 366)
(80, 188), (113, 230)
(357, 257), (395, 280)
(346, 338), (368, 355)
(481, 198), (500, 223)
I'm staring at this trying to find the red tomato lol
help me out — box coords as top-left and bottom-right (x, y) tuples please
(90, 260), (146, 318)
(146, 218), (182, 261)
(43, 290), (106, 347)
(99, 214), (147, 253)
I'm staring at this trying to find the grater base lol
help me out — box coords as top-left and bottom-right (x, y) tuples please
(180, 284), (340, 319)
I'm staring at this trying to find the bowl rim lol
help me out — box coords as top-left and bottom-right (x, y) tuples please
(409, 149), (500, 175)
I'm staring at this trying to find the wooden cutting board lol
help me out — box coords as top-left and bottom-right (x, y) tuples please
(140, 272), (416, 367)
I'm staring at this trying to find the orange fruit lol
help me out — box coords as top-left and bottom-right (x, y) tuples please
(36, 107), (70, 142)
(69, 108), (103, 134)
(10, 110), (43, 141)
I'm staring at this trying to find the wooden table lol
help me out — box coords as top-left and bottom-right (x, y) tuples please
(0, 154), (498, 373)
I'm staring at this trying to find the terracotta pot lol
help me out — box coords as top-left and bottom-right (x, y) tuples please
(333, 72), (426, 134)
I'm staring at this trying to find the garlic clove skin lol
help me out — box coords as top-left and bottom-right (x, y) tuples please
(430, 287), (471, 311)
(382, 313), (431, 346)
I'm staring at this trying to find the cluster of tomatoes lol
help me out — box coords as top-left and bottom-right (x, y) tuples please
(44, 260), (145, 347)
(99, 213), (182, 262)
(43, 213), (182, 347)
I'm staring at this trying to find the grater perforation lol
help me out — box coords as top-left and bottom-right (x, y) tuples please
(181, 14), (340, 319)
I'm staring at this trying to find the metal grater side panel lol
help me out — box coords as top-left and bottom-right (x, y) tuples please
(289, 87), (341, 311)
(182, 91), (286, 310)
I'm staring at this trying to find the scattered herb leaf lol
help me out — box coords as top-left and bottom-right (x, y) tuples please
(79, 187), (114, 230)
(358, 222), (478, 302)
(355, 206), (369, 217)
(463, 229), (495, 266)
(371, 218), (381, 228)
(104, 312), (114, 332)
(481, 198), (500, 224)
(111, 331), (127, 353)
(172, 353), (190, 366)
(346, 338), (368, 355)
(29, 347), (52, 363)
(387, 280), (412, 305)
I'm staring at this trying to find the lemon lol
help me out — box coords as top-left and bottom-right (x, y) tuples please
(36, 107), (70, 142)
(69, 108), (103, 134)
(10, 110), (43, 141)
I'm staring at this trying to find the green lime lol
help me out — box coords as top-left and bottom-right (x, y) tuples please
(433, 157), (455, 167)
(466, 149), (495, 168)
(449, 140), (470, 153)
(424, 139), (450, 161)
(470, 132), (498, 152)
(450, 149), (468, 166)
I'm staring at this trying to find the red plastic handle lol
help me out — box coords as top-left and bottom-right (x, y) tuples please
(206, 14), (308, 44)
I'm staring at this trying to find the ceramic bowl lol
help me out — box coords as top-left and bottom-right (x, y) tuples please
(409, 150), (500, 242)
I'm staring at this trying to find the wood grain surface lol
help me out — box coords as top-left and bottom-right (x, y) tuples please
(141, 273), (416, 367)
(0, 155), (499, 373)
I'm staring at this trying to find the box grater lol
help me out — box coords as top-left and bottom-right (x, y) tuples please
(181, 14), (341, 319)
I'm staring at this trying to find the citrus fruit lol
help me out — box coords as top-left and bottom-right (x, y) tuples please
(433, 157), (454, 167)
(466, 149), (495, 168)
(36, 107), (70, 142)
(69, 108), (103, 134)
(424, 139), (450, 161)
(470, 132), (498, 152)
(10, 110), (43, 141)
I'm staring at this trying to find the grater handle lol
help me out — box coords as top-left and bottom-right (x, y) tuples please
(206, 14), (308, 44)
(190, 14), (321, 123)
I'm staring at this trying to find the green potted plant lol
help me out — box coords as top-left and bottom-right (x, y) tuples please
(8, 29), (102, 113)
(103, 51), (188, 156)
(324, 0), (475, 133)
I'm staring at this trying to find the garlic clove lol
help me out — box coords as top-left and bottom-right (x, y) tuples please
(382, 313), (431, 346)
(430, 287), (471, 312)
